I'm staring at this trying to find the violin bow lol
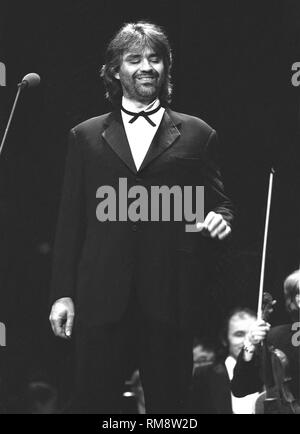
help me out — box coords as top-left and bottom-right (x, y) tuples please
(257, 168), (275, 320)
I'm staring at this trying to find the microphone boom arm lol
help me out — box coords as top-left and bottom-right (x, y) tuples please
(0, 85), (22, 159)
(0, 72), (40, 160)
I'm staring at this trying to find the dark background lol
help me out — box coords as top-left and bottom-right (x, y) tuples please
(0, 0), (299, 410)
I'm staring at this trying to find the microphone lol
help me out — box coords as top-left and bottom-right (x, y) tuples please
(0, 72), (41, 159)
(18, 72), (41, 89)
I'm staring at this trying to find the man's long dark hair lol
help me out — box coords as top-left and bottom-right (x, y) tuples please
(100, 21), (173, 108)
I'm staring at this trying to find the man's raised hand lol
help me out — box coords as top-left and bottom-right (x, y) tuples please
(196, 211), (231, 240)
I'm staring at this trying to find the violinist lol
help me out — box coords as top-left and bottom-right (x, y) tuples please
(231, 270), (300, 407)
(186, 308), (262, 414)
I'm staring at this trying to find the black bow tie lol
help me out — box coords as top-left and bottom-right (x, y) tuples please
(121, 104), (162, 127)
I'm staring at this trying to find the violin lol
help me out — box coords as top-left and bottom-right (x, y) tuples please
(269, 346), (300, 414)
(259, 292), (279, 414)
(254, 292), (300, 414)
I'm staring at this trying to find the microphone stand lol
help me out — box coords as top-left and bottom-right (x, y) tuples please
(0, 81), (25, 159)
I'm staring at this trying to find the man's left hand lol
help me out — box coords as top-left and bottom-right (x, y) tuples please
(196, 211), (231, 240)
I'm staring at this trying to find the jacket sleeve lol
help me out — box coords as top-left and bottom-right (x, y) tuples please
(49, 128), (86, 306)
(203, 130), (235, 227)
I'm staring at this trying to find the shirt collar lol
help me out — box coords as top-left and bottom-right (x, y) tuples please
(122, 96), (161, 113)
(225, 355), (237, 380)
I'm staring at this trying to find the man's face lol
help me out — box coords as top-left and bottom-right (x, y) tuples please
(227, 313), (256, 360)
(114, 46), (165, 104)
(193, 344), (215, 370)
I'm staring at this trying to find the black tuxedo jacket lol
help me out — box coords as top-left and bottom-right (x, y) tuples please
(50, 109), (234, 327)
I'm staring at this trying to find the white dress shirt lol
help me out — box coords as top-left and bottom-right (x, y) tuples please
(121, 97), (165, 171)
(225, 355), (259, 414)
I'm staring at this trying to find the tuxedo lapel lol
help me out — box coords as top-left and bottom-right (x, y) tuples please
(102, 111), (137, 174)
(101, 109), (181, 174)
(139, 109), (181, 172)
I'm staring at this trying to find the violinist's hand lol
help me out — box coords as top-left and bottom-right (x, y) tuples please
(242, 320), (271, 361)
(196, 211), (231, 240)
(49, 297), (75, 339)
(246, 319), (271, 346)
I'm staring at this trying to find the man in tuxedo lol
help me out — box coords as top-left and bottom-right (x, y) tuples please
(49, 21), (234, 413)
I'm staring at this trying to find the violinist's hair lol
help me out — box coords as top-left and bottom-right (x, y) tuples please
(100, 21), (173, 107)
(284, 270), (300, 319)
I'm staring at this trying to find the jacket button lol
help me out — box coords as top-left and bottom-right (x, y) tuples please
(135, 177), (142, 183)
(132, 224), (138, 232)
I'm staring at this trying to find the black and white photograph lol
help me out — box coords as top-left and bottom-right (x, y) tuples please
(0, 0), (299, 416)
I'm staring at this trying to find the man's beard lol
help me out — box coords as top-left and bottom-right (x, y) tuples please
(123, 72), (164, 103)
